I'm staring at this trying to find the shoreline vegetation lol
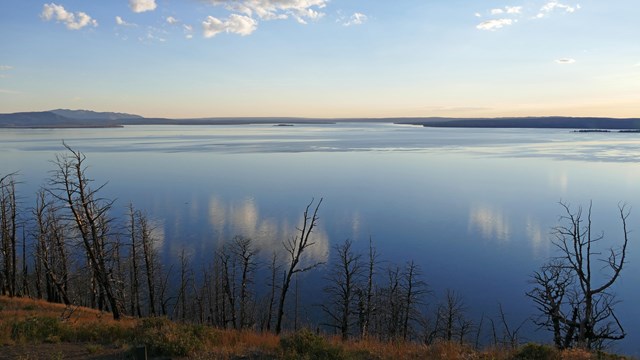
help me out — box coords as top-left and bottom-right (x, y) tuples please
(2, 109), (640, 130)
(0, 296), (631, 359)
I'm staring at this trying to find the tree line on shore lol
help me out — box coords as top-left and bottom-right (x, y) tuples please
(0, 144), (631, 352)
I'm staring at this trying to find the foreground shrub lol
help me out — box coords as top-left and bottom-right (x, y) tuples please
(513, 343), (559, 359)
(280, 329), (344, 360)
(11, 316), (62, 343)
(135, 317), (209, 357)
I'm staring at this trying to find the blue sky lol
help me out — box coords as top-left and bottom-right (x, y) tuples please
(0, 0), (639, 118)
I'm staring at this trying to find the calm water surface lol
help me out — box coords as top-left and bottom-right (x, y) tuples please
(2, 123), (640, 353)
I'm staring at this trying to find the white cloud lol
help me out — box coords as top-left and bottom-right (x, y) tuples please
(541, 1), (578, 14)
(343, 12), (367, 26)
(474, 12), (482, 18)
(140, 27), (167, 42)
(506, 6), (522, 14)
(0, 65), (12, 71)
(555, 58), (576, 64)
(202, 14), (258, 38)
(166, 16), (179, 25)
(476, 18), (514, 31)
(41, 3), (98, 30)
(115, 16), (136, 27)
(490, 6), (521, 15)
(129, 0), (157, 13)
(206, 0), (327, 23)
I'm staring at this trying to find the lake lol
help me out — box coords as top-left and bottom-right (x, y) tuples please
(1, 123), (640, 354)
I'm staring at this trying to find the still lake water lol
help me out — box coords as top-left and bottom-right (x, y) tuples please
(2, 123), (640, 353)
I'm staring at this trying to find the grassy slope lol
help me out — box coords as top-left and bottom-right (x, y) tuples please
(0, 296), (631, 359)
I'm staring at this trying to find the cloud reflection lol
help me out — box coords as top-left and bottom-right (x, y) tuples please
(548, 170), (568, 193)
(468, 204), (511, 242)
(207, 196), (329, 265)
(525, 215), (550, 257)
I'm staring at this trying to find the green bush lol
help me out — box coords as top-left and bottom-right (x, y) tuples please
(64, 322), (134, 344)
(135, 317), (207, 357)
(11, 317), (62, 343)
(513, 343), (559, 360)
(280, 329), (344, 360)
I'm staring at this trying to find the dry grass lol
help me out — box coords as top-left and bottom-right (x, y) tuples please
(0, 296), (135, 326)
(0, 296), (634, 360)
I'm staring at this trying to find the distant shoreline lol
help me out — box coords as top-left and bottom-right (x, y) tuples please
(2, 110), (640, 130)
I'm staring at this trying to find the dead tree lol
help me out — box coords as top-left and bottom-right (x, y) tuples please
(358, 237), (378, 339)
(321, 239), (362, 341)
(48, 143), (122, 319)
(264, 251), (280, 332)
(435, 289), (468, 342)
(217, 244), (237, 328)
(128, 205), (142, 317)
(137, 210), (158, 316)
(275, 198), (324, 334)
(527, 202), (629, 350)
(380, 265), (403, 339)
(526, 260), (574, 349)
(174, 248), (193, 322)
(496, 303), (526, 349)
(401, 261), (428, 341)
(0, 173), (18, 296)
(231, 236), (259, 329)
(33, 190), (71, 305)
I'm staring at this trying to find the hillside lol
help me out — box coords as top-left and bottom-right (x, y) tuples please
(50, 109), (143, 120)
(0, 111), (124, 128)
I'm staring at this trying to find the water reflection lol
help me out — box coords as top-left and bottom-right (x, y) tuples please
(525, 215), (549, 257)
(548, 171), (569, 194)
(468, 204), (511, 242)
(206, 195), (329, 264)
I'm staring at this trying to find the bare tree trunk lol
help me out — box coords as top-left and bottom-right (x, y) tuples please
(266, 252), (279, 332)
(321, 238), (362, 341)
(138, 211), (157, 316)
(275, 198), (324, 334)
(528, 202), (629, 349)
(128, 205), (142, 317)
(0, 174), (18, 297)
(48, 144), (121, 319)
(232, 236), (258, 329)
(361, 237), (377, 339)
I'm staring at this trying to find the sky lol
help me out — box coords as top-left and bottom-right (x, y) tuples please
(0, 0), (639, 119)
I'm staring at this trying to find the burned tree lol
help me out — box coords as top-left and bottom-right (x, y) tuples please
(48, 143), (122, 319)
(527, 202), (629, 350)
(275, 198), (324, 334)
(128, 205), (142, 317)
(33, 190), (71, 305)
(358, 237), (378, 339)
(231, 236), (259, 329)
(400, 261), (428, 341)
(321, 238), (362, 341)
(430, 289), (469, 343)
(0, 173), (18, 297)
